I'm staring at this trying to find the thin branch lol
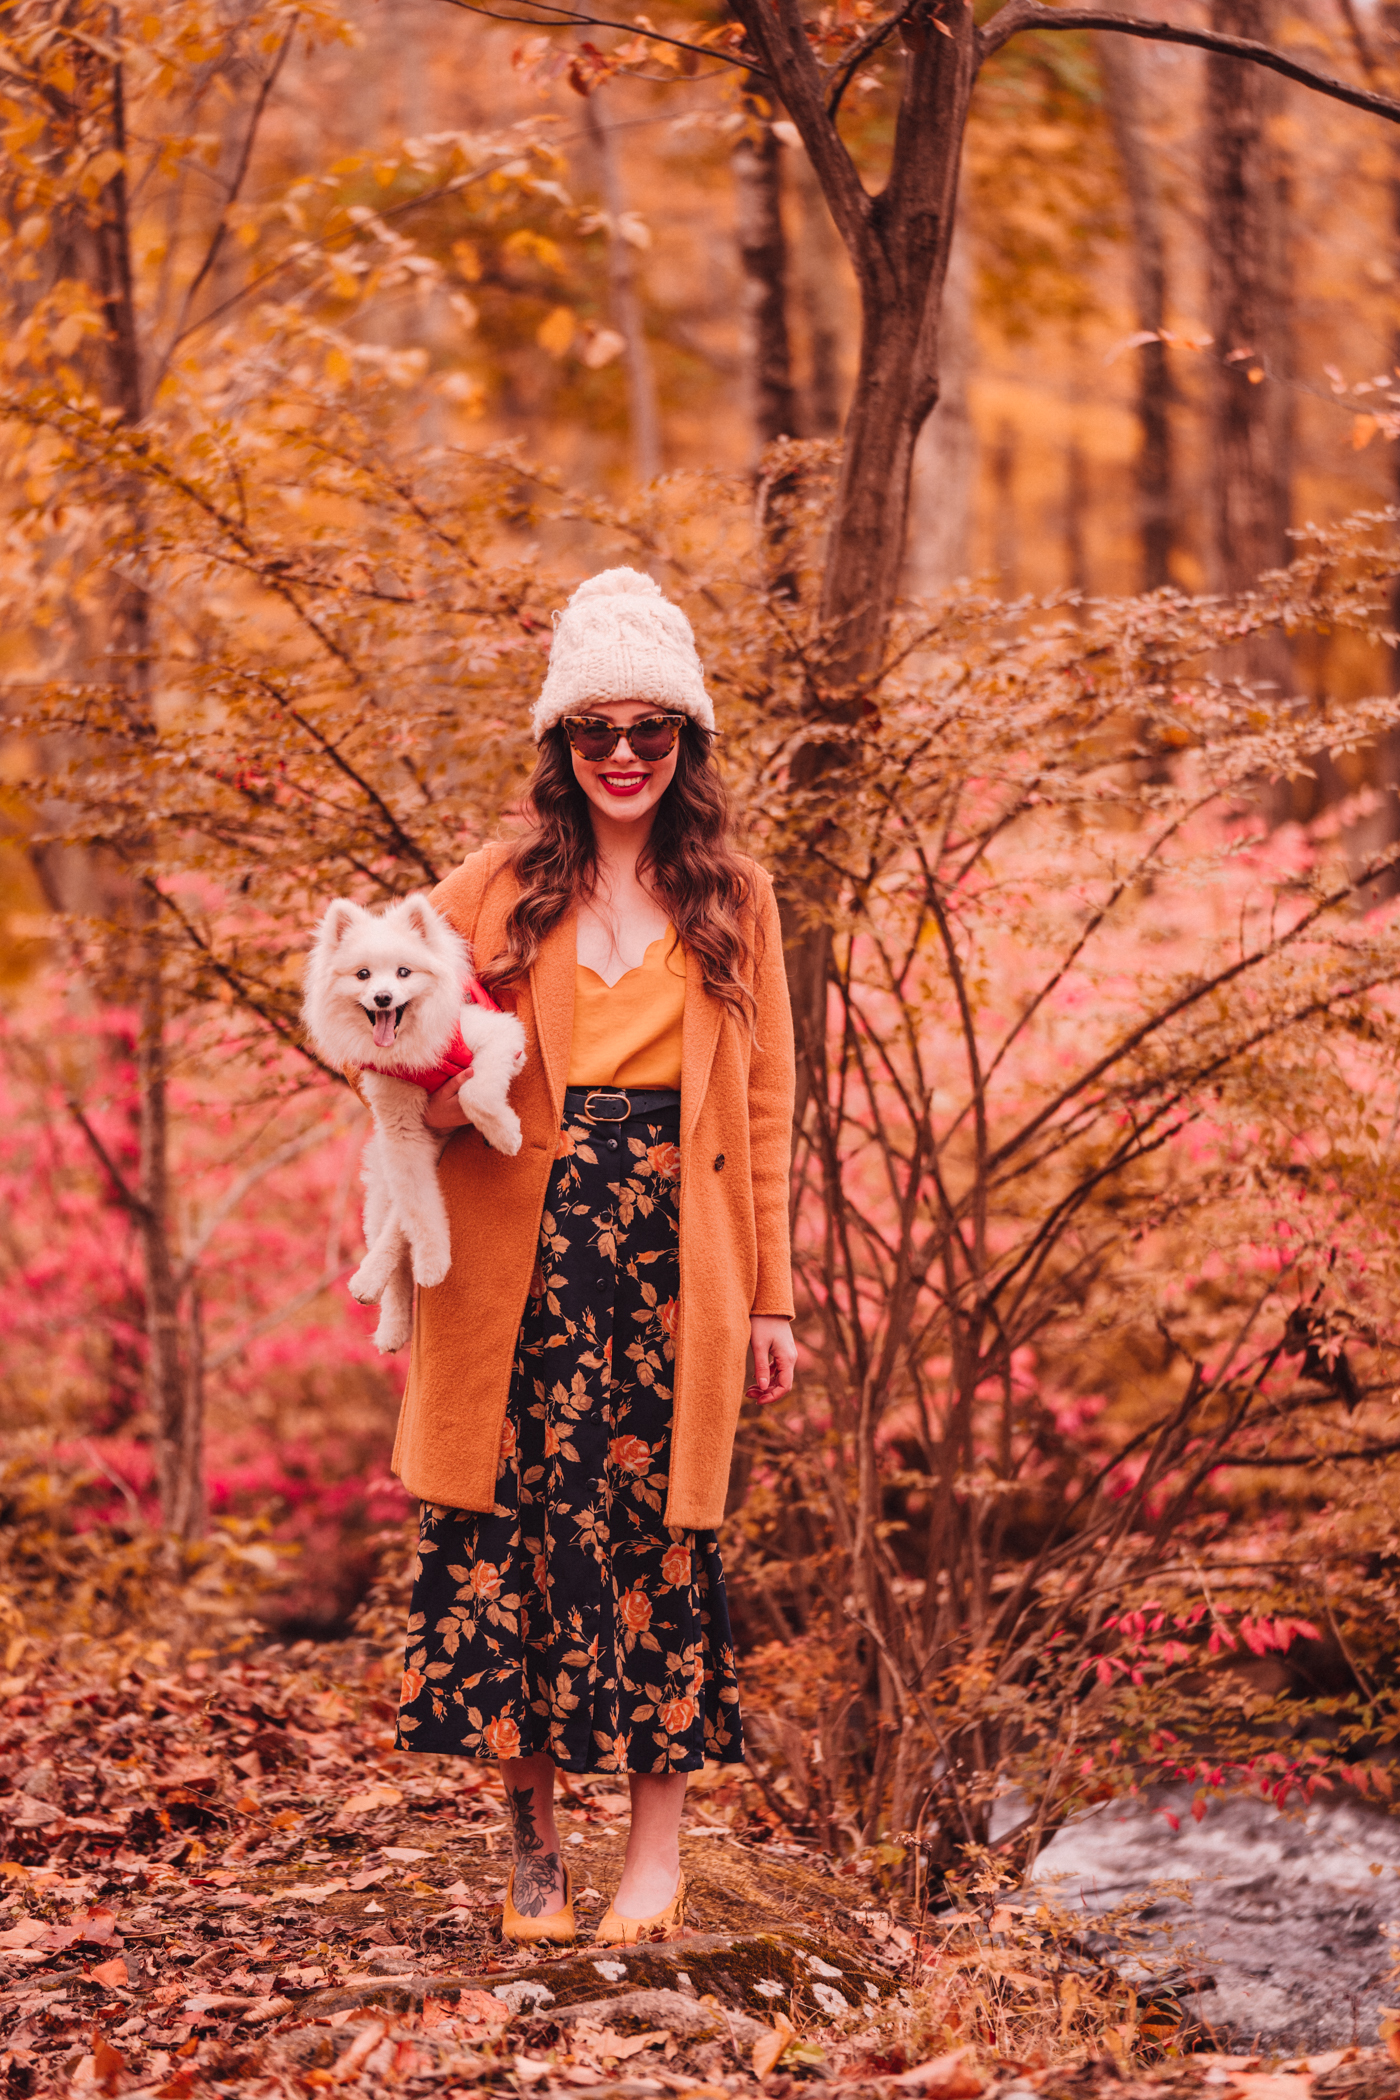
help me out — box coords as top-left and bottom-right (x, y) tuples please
(826, 0), (919, 117)
(150, 19), (298, 395)
(987, 852), (1400, 1177)
(65, 1096), (151, 1222)
(252, 675), (443, 885)
(166, 152), (525, 351)
(81, 1440), (144, 1523)
(430, 0), (765, 71)
(205, 1262), (355, 1371)
(977, 0), (1400, 125)
(1210, 1437), (1400, 1465)
(175, 1116), (350, 1287)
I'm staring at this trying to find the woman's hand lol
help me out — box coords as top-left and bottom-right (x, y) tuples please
(747, 1316), (797, 1402)
(423, 1065), (471, 1132)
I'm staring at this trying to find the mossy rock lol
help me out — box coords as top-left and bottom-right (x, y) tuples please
(300, 1929), (891, 2024)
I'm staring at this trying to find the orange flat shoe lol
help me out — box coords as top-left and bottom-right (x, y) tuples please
(594, 1870), (685, 1945)
(503, 1863), (576, 1944)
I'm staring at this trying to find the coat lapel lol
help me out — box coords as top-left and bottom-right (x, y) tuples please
(529, 909), (577, 1123)
(682, 944), (724, 1145)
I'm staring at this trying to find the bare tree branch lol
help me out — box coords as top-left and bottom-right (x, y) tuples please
(826, 0), (920, 118)
(430, 0), (765, 71)
(149, 19), (298, 395)
(977, 0), (1400, 124)
(174, 1117), (351, 1288)
(64, 1095), (151, 1222)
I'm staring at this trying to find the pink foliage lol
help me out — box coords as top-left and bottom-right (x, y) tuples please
(1, 980), (407, 1580)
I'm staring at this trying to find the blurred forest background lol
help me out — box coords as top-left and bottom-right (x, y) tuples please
(7, 0), (1400, 1875)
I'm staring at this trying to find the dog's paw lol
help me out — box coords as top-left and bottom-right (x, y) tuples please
(411, 1244), (451, 1288)
(374, 1308), (412, 1352)
(348, 1260), (383, 1306)
(477, 1110), (523, 1157)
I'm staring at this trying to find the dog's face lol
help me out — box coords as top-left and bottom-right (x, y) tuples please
(303, 895), (466, 1066)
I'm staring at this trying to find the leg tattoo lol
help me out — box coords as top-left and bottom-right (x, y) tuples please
(508, 1782), (561, 1917)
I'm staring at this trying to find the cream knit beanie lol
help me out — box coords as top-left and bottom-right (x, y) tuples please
(531, 566), (715, 742)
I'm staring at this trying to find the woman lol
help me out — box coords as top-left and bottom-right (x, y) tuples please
(391, 567), (797, 1946)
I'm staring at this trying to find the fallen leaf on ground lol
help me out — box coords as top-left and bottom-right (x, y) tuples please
(92, 2036), (126, 2095)
(1382, 2012), (1400, 2070)
(452, 1987), (513, 2026)
(753, 2011), (796, 2082)
(346, 1865), (393, 1890)
(239, 1995), (295, 2024)
(894, 2046), (987, 2096)
(329, 2020), (389, 2083)
(339, 1782), (403, 1815)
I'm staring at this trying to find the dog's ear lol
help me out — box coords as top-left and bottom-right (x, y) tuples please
(400, 895), (440, 946)
(319, 898), (363, 949)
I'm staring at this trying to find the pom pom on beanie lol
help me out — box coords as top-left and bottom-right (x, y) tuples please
(531, 565), (714, 741)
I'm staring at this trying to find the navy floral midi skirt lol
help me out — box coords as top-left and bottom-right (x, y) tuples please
(396, 1098), (745, 1774)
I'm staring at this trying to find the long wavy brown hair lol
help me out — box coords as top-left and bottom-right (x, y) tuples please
(482, 722), (755, 1024)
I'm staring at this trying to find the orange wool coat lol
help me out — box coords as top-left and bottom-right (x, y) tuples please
(389, 842), (796, 1531)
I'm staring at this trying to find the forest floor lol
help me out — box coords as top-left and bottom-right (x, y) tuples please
(1, 1639), (1397, 2100)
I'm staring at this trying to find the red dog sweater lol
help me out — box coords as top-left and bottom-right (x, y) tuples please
(351, 979), (501, 1097)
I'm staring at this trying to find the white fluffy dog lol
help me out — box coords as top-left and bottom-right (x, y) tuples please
(303, 894), (526, 1352)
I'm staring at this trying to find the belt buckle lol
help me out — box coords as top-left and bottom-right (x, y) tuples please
(583, 1089), (630, 1123)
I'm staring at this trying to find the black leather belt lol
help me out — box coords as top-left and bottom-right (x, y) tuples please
(565, 1086), (681, 1123)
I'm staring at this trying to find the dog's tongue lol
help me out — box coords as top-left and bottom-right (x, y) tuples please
(372, 1009), (397, 1049)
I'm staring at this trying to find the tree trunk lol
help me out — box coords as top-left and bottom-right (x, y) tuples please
(1065, 432), (1089, 600)
(733, 117), (800, 450)
(728, 0), (978, 694)
(726, 0), (977, 1109)
(790, 146), (848, 439)
(1097, 29), (1174, 590)
(1204, 0), (1296, 814)
(904, 201), (977, 596)
(96, 60), (203, 1540)
(992, 419), (1020, 594)
(1204, 0), (1292, 598)
(136, 927), (190, 1532)
(1320, 0), (1400, 882)
(582, 87), (662, 485)
(814, 192), (967, 691)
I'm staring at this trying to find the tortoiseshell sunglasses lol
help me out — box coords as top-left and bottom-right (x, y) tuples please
(561, 713), (686, 762)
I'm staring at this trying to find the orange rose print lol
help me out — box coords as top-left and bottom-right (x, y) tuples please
(619, 1587), (652, 1632)
(400, 1100), (745, 1774)
(484, 1715), (521, 1758)
(609, 1435), (651, 1473)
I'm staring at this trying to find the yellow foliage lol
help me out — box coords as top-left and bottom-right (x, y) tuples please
(537, 303), (577, 356)
(452, 237), (484, 282)
(506, 226), (566, 273)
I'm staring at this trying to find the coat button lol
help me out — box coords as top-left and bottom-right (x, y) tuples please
(714, 1154), (725, 1170)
